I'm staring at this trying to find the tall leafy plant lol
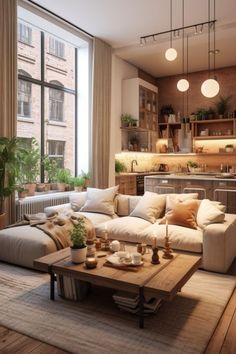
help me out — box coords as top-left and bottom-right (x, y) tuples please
(18, 138), (41, 184)
(0, 137), (21, 215)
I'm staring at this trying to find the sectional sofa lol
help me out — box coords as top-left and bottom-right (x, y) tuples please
(0, 187), (235, 273)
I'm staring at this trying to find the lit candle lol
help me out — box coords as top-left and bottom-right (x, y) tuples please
(166, 219), (168, 238)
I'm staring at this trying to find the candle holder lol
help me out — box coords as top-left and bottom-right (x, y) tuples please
(151, 246), (160, 264)
(101, 230), (110, 251)
(162, 235), (173, 259)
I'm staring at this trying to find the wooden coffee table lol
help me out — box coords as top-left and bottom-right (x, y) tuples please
(34, 246), (201, 328)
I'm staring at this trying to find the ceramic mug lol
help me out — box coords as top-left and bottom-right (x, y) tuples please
(132, 252), (142, 265)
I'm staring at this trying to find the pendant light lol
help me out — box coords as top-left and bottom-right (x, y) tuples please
(165, 0), (177, 61)
(177, 0), (189, 92)
(201, 0), (219, 98)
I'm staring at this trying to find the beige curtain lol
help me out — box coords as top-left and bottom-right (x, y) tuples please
(0, 0), (17, 224)
(91, 38), (112, 188)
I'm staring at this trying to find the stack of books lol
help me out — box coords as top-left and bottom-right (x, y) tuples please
(113, 291), (162, 314)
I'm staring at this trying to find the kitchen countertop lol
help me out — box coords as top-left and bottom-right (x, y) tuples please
(145, 173), (236, 182)
(117, 172), (171, 176)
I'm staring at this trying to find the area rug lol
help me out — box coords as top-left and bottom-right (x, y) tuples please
(0, 263), (235, 354)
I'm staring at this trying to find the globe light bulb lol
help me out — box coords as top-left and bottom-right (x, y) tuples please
(177, 79), (189, 92)
(165, 47), (177, 61)
(201, 79), (220, 98)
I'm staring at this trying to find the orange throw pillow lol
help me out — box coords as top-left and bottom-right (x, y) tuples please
(160, 196), (200, 229)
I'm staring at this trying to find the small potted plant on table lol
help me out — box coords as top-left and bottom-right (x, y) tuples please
(70, 218), (87, 263)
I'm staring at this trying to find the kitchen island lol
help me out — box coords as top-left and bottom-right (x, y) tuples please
(145, 174), (236, 213)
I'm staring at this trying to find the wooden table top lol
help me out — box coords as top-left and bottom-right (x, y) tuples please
(34, 246), (201, 297)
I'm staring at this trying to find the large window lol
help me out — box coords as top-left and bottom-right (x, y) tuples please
(17, 70), (32, 117)
(17, 5), (91, 181)
(49, 81), (64, 121)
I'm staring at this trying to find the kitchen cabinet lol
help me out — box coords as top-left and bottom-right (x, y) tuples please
(115, 175), (136, 195)
(121, 78), (158, 153)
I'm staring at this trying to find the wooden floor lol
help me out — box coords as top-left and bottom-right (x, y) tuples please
(0, 262), (235, 354)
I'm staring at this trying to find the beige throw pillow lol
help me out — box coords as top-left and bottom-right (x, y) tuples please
(160, 195), (200, 229)
(197, 199), (225, 229)
(130, 191), (166, 223)
(80, 186), (119, 216)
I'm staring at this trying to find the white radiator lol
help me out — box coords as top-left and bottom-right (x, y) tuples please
(16, 192), (74, 221)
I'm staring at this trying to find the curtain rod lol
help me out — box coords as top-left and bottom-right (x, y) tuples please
(27, 0), (94, 38)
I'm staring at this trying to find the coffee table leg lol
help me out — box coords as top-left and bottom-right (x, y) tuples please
(139, 287), (144, 329)
(50, 272), (55, 300)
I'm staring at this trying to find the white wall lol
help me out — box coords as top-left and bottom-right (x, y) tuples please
(109, 55), (138, 186)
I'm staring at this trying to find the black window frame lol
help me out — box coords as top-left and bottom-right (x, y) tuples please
(47, 140), (65, 168)
(17, 71), (32, 118)
(18, 29), (78, 182)
(49, 37), (65, 58)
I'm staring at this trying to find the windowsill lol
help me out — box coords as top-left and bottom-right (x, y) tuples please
(17, 116), (34, 123)
(47, 120), (67, 127)
(16, 190), (76, 201)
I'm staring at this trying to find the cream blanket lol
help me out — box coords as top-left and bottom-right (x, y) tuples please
(10, 212), (95, 250)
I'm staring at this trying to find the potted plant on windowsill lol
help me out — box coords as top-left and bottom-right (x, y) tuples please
(71, 176), (85, 192)
(0, 137), (21, 229)
(70, 218), (87, 263)
(17, 186), (28, 199)
(18, 138), (41, 196)
(42, 155), (60, 191)
(81, 170), (91, 189)
(56, 168), (71, 191)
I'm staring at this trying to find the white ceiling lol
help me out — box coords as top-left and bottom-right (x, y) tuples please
(34, 0), (236, 77)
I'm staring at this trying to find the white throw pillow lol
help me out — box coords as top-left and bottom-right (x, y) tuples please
(80, 186), (119, 216)
(70, 192), (87, 211)
(197, 199), (225, 229)
(130, 191), (166, 223)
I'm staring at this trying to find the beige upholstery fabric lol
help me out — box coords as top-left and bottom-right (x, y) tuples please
(76, 212), (114, 226)
(69, 192), (87, 211)
(44, 203), (72, 216)
(0, 226), (57, 268)
(130, 192), (166, 223)
(138, 222), (203, 253)
(202, 214), (236, 273)
(197, 199), (225, 229)
(115, 194), (130, 216)
(95, 216), (151, 242)
(80, 186), (118, 215)
(91, 38), (112, 188)
(129, 196), (142, 213)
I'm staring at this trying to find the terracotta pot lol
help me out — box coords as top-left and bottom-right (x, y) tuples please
(74, 186), (83, 192)
(44, 183), (51, 192)
(24, 183), (36, 196)
(70, 247), (87, 264)
(0, 213), (7, 230)
(84, 179), (91, 188)
(18, 191), (28, 199)
(36, 183), (45, 192)
(57, 182), (66, 191)
(50, 183), (58, 190)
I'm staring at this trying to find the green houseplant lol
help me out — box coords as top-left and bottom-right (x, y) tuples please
(187, 160), (200, 173)
(18, 138), (41, 196)
(81, 170), (91, 188)
(70, 218), (87, 263)
(160, 104), (174, 122)
(215, 95), (232, 118)
(71, 176), (85, 192)
(0, 137), (21, 228)
(115, 159), (126, 174)
(56, 168), (72, 191)
(42, 155), (60, 190)
(121, 113), (137, 127)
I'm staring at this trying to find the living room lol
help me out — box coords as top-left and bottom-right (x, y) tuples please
(0, 0), (236, 353)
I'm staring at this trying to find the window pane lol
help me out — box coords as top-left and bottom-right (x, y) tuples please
(17, 20), (41, 80)
(45, 33), (75, 90)
(45, 89), (75, 174)
(17, 83), (41, 141)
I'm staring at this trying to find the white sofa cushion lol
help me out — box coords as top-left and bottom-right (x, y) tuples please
(138, 222), (203, 253)
(76, 211), (114, 226)
(69, 192), (87, 211)
(197, 199), (225, 229)
(80, 186), (119, 216)
(95, 216), (151, 242)
(130, 192), (166, 223)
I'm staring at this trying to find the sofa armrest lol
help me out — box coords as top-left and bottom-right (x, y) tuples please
(202, 213), (236, 273)
(44, 203), (71, 215)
